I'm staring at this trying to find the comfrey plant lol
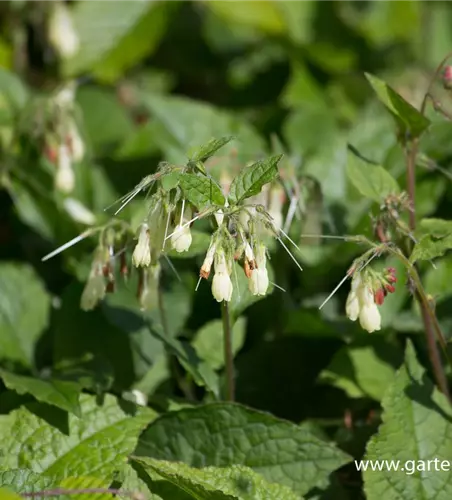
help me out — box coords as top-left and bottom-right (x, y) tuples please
(42, 137), (300, 399)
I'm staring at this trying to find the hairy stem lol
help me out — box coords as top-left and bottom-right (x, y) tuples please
(222, 301), (235, 401)
(404, 140), (451, 401)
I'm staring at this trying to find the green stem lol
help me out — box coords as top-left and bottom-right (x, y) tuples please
(388, 247), (451, 401)
(222, 301), (235, 401)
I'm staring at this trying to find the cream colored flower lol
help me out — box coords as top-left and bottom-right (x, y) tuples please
(132, 224), (151, 267)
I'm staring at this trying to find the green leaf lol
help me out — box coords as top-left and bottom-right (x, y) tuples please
(0, 394), (157, 479)
(140, 95), (265, 164)
(318, 338), (402, 401)
(65, 2), (171, 79)
(189, 136), (235, 163)
(365, 73), (430, 138)
(135, 402), (351, 496)
(91, 3), (174, 83)
(133, 457), (301, 500)
(204, 1), (285, 34)
(363, 341), (452, 500)
(0, 470), (114, 499)
(147, 326), (219, 398)
(0, 488), (22, 500)
(0, 68), (29, 116)
(0, 369), (81, 416)
(228, 155), (282, 204)
(419, 218), (452, 237)
(346, 150), (400, 202)
(192, 317), (246, 371)
(0, 469), (53, 495)
(0, 263), (50, 368)
(179, 174), (225, 210)
(409, 233), (452, 263)
(424, 256), (452, 304)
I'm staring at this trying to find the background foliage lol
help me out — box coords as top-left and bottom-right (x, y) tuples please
(1, 1), (452, 499)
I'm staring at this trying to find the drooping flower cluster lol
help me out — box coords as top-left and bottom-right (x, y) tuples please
(346, 266), (397, 333)
(33, 86), (86, 194)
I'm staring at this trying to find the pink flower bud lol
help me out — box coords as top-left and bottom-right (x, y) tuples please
(374, 288), (385, 305)
(444, 66), (452, 90)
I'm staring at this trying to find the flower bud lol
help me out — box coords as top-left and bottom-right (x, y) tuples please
(200, 240), (217, 279)
(214, 209), (224, 227)
(385, 283), (396, 294)
(55, 145), (75, 193)
(48, 2), (80, 59)
(81, 270), (105, 311)
(171, 224), (192, 253)
(132, 224), (151, 267)
(244, 242), (256, 269)
(443, 65), (452, 90)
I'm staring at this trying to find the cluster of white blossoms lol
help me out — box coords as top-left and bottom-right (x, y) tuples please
(345, 267), (397, 333)
(48, 2), (79, 59)
(42, 87), (85, 194)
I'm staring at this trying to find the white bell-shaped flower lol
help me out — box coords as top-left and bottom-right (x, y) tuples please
(249, 243), (269, 296)
(48, 3), (80, 59)
(132, 223), (151, 267)
(55, 144), (75, 193)
(345, 273), (361, 321)
(211, 250), (233, 302)
(249, 268), (269, 296)
(345, 272), (382, 333)
(358, 286), (381, 333)
(171, 224), (192, 253)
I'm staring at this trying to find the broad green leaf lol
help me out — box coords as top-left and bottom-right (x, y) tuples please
(168, 230), (212, 259)
(0, 489), (22, 500)
(365, 73), (430, 138)
(65, 2), (171, 78)
(419, 218), (452, 237)
(179, 174), (225, 210)
(189, 137), (235, 163)
(363, 341), (452, 500)
(318, 339), (402, 401)
(350, 1), (421, 48)
(424, 257), (452, 304)
(76, 87), (134, 153)
(160, 172), (181, 192)
(0, 470), (113, 499)
(92, 3), (174, 83)
(118, 463), (167, 500)
(140, 95), (265, 163)
(346, 151), (400, 202)
(133, 457), (301, 500)
(192, 317), (246, 371)
(0, 394), (157, 479)
(147, 326), (219, 398)
(0, 263), (50, 368)
(0, 369), (81, 416)
(0, 469), (53, 494)
(204, 1), (286, 34)
(409, 233), (452, 263)
(135, 402), (351, 496)
(229, 155), (282, 204)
